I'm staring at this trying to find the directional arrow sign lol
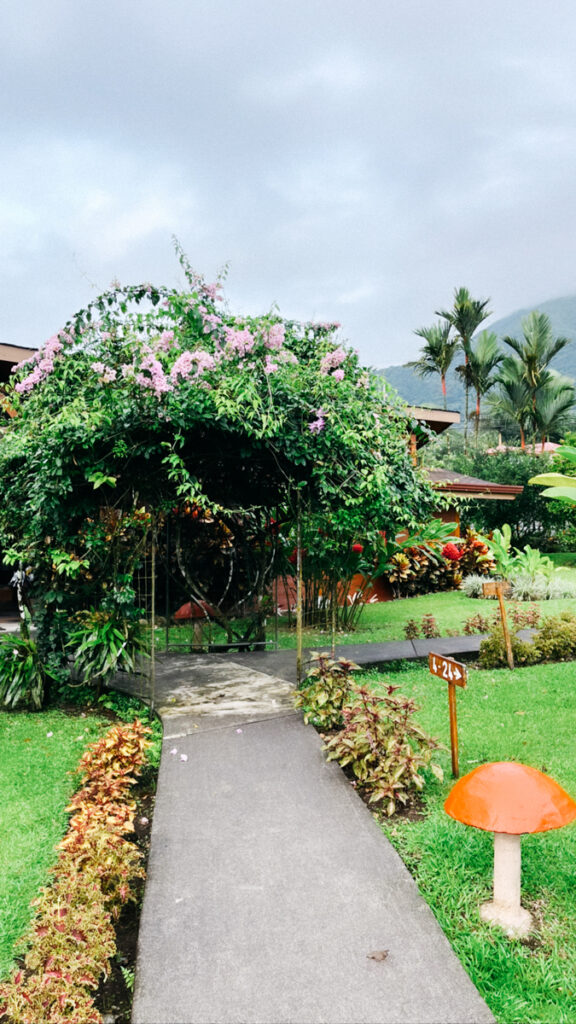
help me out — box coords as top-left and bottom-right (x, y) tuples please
(429, 653), (467, 778)
(428, 653), (467, 688)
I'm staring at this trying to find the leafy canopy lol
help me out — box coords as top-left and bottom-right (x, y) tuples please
(0, 249), (435, 607)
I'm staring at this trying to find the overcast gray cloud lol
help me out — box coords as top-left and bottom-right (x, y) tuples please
(3, 0), (576, 367)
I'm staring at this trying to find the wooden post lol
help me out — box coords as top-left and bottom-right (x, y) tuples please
(428, 653), (467, 778)
(448, 682), (459, 778)
(496, 581), (514, 671)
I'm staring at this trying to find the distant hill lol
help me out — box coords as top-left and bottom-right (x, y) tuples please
(380, 294), (576, 409)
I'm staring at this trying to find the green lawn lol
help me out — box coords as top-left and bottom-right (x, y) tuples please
(0, 710), (106, 979)
(272, 585), (576, 649)
(364, 659), (576, 1023)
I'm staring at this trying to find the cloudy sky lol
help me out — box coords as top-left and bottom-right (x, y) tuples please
(3, 0), (576, 367)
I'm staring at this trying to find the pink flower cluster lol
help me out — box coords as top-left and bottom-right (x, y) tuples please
(92, 361), (117, 383)
(265, 323), (285, 350)
(136, 354), (173, 397)
(224, 327), (255, 356)
(320, 347), (346, 377)
(14, 335), (64, 393)
(202, 312), (223, 334)
(308, 408), (326, 433)
(170, 350), (216, 383)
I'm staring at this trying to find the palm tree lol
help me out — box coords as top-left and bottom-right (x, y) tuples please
(503, 311), (571, 416)
(488, 357), (533, 450)
(455, 330), (503, 444)
(532, 372), (575, 450)
(436, 287), (492, 450)
(410, 321), (458, 409)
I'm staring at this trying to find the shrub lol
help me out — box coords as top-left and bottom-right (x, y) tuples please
(403, 619), (421, 640)
(532, 611), (576, 662)
(455, 529), (495, 577)
(463, 612), (493, 635)
(509, 603), (541, 629)
(294, 652), (359, 729)
(0, 630), (54, 710)
(67, 609), (149, 696)
(324, 683), (443, 816)
(420, 613), (440, 639)
(479, 625), (540, 669)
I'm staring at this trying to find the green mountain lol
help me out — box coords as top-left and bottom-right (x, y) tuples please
(380, 294), (576, 409)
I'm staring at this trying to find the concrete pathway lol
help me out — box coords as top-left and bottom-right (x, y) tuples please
(127, 644), (494, 1024)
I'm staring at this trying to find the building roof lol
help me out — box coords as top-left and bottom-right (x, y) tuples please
(485, 441), (559, 454)
(427, 468), (523, 501)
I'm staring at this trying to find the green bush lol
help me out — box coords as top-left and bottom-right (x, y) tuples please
(294, 652), (359, 729)
(532, 611), (576, 662)
(324, 683), (443, 816)
(0, 631), (54, 710)
(478, 625), (539, 669)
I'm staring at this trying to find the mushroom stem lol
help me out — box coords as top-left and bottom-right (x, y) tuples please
(493, 832), (521, 909)
(480, 832), (533, 937)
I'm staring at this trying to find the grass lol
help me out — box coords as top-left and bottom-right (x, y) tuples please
(273, 585), (576, 648)
(547, 551), (576, 568)
(0, 710), (106, 979)
(363, 659), (576, 1023)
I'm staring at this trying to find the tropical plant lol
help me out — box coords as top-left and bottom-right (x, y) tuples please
(66, 609), (149, 696)
(487, 357), (533, 450)
(456, 330), (503, 443)
(436, 286), (492, 449)
(410, 321), (458, 410)
(324, 683), (443, 816)
(530, 443), (576, 503)
(503, 311), (571, 400)
(294, 652), (359, 729)
(0, 721), (152, 1024)
(495, 311), (574, 448)
(0, 629), (54, 709)
(532, 373), (576, 450)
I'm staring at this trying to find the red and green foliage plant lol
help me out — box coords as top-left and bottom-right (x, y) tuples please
(294, 652), (359, 729)
(0, 720), (152, 1024)
(463, 612), (494, 635)
(383, 527), (494, 598)
(402, 614), (441, 639)
(324, 684), (443, 816)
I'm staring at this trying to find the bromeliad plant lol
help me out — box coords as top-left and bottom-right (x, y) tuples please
(324, 684), (444, 816)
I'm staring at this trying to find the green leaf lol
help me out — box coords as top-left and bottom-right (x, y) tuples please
(540, 487), (576, 502)
(528, 473), (576, 488)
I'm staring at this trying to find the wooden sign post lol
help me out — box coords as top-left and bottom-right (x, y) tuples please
(482, 580), (514, 670)
(429, 653), (467, 778)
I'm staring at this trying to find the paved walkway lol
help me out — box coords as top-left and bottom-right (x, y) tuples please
(125, 643), (494, 1024)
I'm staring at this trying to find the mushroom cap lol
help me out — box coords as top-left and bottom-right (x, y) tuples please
(444, 762), (576, 835)
(174, 600), (216, 620)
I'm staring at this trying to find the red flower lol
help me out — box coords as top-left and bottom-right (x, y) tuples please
(288, 547), (306, 565)
(442, 542), (463, 561)
(351, 543), (364, 554)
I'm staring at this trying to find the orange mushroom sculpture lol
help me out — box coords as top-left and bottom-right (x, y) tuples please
(445, 762), (576, 937)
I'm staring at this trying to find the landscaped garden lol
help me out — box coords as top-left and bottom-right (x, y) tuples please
(4, 269), (576, 1022)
